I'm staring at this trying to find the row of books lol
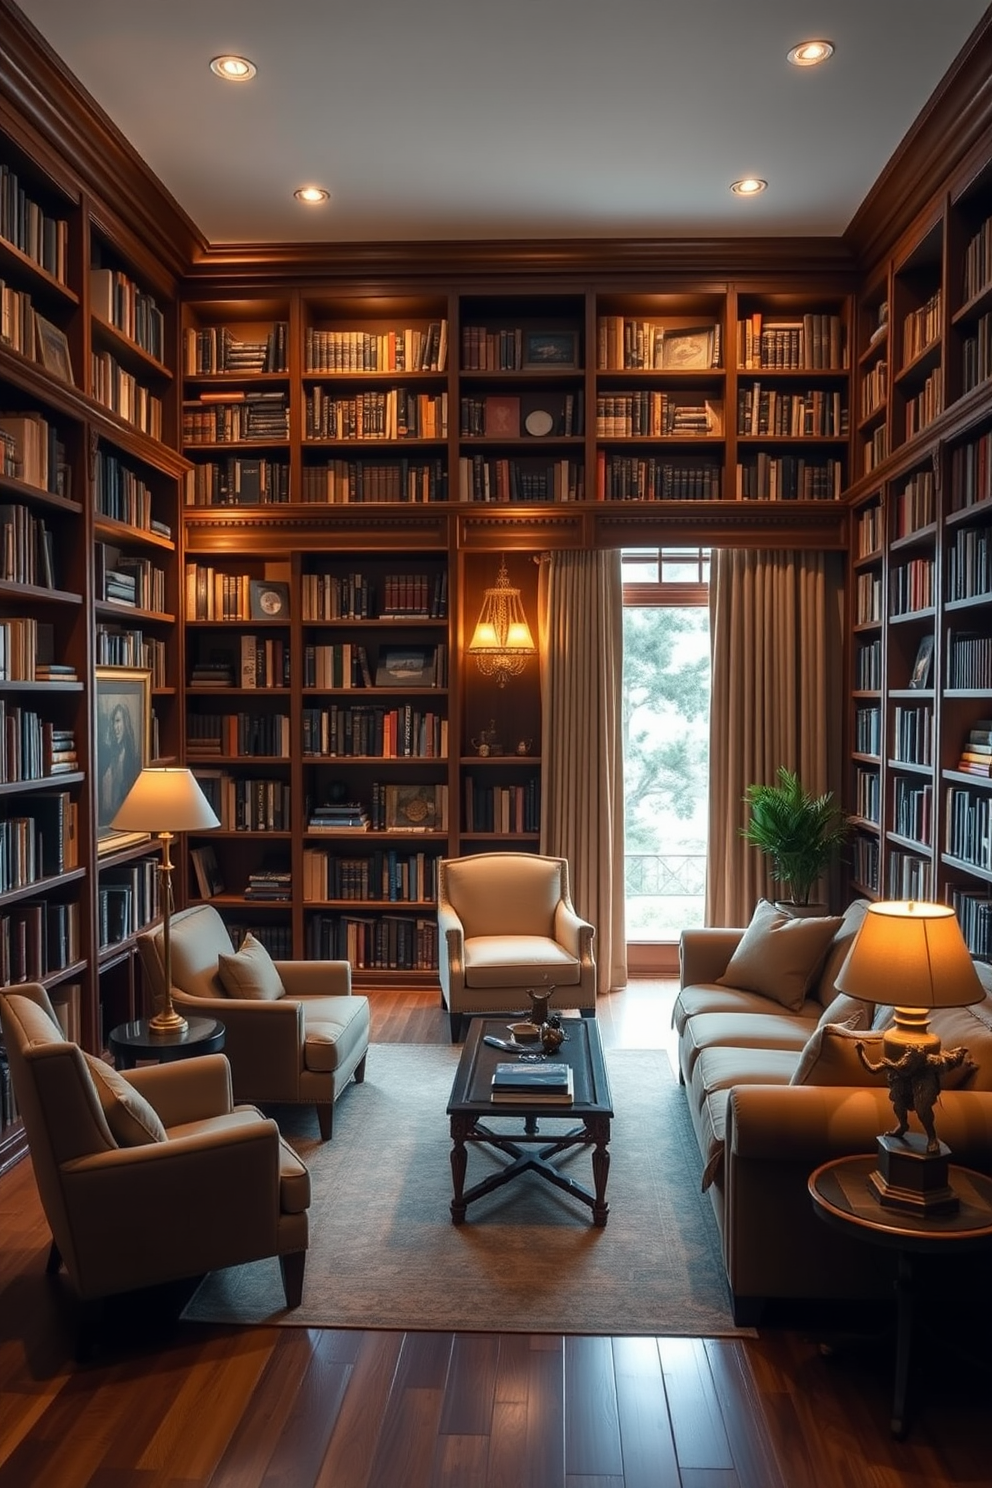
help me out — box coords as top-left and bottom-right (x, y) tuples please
(944, 785), (992, 870)
(300, 847), (439, 904)
(186, 712), (291, 758)
(301, 569), (448, 620)
(304, 388), (447, 441)
(596, 317), (720, 372)
(950, 429), (992, 511)
(192, 772), (292, 832)
(595, 393), (722, 439)
(0, 900), (80, 983)
(0, 162), (69, 283)
(736, 455), (844, 502)
(946, 631), (992, 688)
(596, 453), (722, 502)
(0, 793), (79, 890)
(904, 366), (943, 440)
(305, 911), (439, 970)
(946, 524), (991, 602)
(300, 456), (447, 504)
(185, 568), (294, 624)
(97, 862), (160, 950)
(457, 456), (584, 504)
(303, 784), (449, 835)
(854, 706), (881, 756)
(244, 867), (291, 901)
(303, 643), (372, 690)
(301, 705), (448, 760)
(893, 779), (932, 847)
(0, 705), (77, 782)
(0, 279), (38, 357)
(0, 617), (76, 682)
(459, 393), (583, 439)
(306, 642), (450, 691)
(0, 411), (70, 496)
(887, 849), (932, 900)
(894, 471), (935, 536)
(463, 779), (540, 834)
(95, 543), (166, 612)
(854, 767), (880, 824)
(91, 267), (166, 364)
(891, 704), (933, 766)
(961, 311), (992, 396)
(91, 350), (162, 438)
(860, 360), (887, 421)
(182, 392), (289, 444)
(949, 887), (992, 958)
(304, 321), (447, 374)
(96, 447), (170, 534)
(185, 323), (288, 375)
(0, 501), (56, 588)
(736, 386), (848, 438)
(185, 457), (290, 506)
(96, 624), (166, 686)
(889, 557), (934, 616)
(737, 313), (846, 371)
(903, 291), (942, 366)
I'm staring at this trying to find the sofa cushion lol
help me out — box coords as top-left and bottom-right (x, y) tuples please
(680, 1010), (816, 1081)
(84, 1053), (168, 1145)
(716, 899), (843, 1012)
(673, 984), (821, 1036)
(218, 933), (286, 1001)
(300, 994), (371, 1074)
(790, 1021), (888, 1087)
(690, 1045), (800, 1113)
(463, 935), (580, 989)
(816, 992), (873, 1031)
(813, 898), (871, 1006)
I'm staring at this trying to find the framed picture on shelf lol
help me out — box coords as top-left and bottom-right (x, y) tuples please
(34, 313), (75, 383)
(249, 579), (290, 619)
(95, 666), (151, 852)
(909, 634), (935, 689)
(384, 783), (441, 830)
(660, 326), (716, 370)
(375, 646), (438, 687)
(522, 330), (579, 371)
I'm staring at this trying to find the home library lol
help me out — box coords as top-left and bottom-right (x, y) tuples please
(3, 0), (992, 1173)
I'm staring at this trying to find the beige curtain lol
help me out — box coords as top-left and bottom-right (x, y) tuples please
(706, 548), (845, 927)
(539, 550), (627, 994)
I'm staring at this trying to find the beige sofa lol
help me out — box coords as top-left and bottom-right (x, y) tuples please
(676, 899), (992, 1323)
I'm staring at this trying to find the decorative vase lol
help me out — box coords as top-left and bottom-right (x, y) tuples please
(528, 986), (555, 1027)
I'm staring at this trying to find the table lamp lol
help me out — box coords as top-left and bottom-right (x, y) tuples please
(111, 767), (219, 1033)
(835, 900), (984, 1214)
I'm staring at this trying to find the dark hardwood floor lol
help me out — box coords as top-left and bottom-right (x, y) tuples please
(1, 982), (989, 1487)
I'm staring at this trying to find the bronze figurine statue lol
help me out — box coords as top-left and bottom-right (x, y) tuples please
(856, 1040), (969, 1154)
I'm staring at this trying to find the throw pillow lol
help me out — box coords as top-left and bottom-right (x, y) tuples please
(816, 992), (873, 1032)
(218, 932), (285, 1001)
(716, 899), (843, 1012)
(790, 1022), (887, 1087)
(84, 1053), (168, 1145)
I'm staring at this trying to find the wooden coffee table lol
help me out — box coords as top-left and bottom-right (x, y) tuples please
(446, 1016), (614, 1226)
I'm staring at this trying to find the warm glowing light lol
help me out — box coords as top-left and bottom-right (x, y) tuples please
(209, 55), (257, 81)
(730, 178), (768, 197)
(787, 40), (834, 67)
(467, 559), (536, 687)
(294, 186), (330, 204)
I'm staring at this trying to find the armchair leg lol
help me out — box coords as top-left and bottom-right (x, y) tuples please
(449, 1012), (464, 1043)
(46, 1239), (62, 1275)
(316, 1101), (333, 1140)
(279, 1251), (306, 1309)
(354, 1051), (368, 1084)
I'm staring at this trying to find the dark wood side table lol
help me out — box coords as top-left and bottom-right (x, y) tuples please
(809, 1154), (992, 1439)
(108, 1016), (226, 1070)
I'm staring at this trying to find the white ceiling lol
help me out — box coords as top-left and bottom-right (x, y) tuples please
(15, 0), (992, 246)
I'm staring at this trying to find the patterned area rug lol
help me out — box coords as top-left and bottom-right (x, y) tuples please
(182, 1043), (750, 1336)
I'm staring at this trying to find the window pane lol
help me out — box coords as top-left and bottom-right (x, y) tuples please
(622, 605), (710, 941)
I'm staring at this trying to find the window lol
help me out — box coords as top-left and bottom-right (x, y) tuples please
(622, 549), (710, 948)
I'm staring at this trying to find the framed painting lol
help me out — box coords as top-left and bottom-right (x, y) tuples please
(522, 330), (579, 371)
(96, 666), (152, 852)
(34, 313), (75, 384)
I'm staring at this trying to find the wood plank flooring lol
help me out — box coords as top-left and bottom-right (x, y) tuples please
(0, 983), (990, 1487)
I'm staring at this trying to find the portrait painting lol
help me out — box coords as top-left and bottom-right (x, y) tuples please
(96, 666), (151, 851)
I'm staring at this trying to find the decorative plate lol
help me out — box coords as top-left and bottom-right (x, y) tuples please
(524, 409), (554, 437)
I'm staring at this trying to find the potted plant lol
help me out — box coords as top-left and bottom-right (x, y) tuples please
(743, 767), (850, 911)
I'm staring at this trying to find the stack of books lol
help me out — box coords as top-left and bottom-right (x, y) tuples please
(307, 802), (370, 832)
(956, 720), (992, 775)
(490, 1061), (573, 1105)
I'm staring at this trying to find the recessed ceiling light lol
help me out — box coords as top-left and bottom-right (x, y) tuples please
(210, 55), (257, 81)
(730, 178), (767, 197)
(787, 39), (834, 67)
(294, 186), (330, 205)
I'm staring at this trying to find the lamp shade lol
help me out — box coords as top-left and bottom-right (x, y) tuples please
(110, 767), (219, 833)
(835, 900), (983, 1010)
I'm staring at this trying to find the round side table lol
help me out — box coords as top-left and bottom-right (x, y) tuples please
(809, 1153), (992, 1439)
(108, 1016), (226, 1070)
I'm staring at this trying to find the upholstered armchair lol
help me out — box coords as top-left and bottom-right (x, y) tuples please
(0, 983), (310, 1319)
(437, 852), (597, 1041)
(137, 904), (370, 1139)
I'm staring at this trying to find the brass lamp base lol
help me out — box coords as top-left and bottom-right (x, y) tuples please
(147, 1006), (188, 1035)
(867, 1133), (959, 1216)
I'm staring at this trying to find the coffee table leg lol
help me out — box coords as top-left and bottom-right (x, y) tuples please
(450, 1115), (470, 1225)
(590, 1116), (610, 1227)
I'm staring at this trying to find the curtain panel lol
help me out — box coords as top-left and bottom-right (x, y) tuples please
(539, 550), (627, 993)
(706, 548), (846, 927)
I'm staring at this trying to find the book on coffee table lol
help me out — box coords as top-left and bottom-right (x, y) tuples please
(491, 1062), (574, 1104)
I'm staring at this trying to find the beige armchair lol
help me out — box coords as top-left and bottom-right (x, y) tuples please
(137, 904), (370, 1139)
(437, 852), (597, 1041)
(0, 983), (309, 1323)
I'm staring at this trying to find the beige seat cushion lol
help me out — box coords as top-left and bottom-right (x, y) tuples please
(300, 994), (371, 1074)
(690, 1045), (799, 1108)
(673, 984), (821, 1036)
(218, 933), (286, 1001)
(716, 899), (843, 1012)
(84, 1053), (167, 1145)
(680, 1011), (815, 1080)
(463, 935), (580, 990)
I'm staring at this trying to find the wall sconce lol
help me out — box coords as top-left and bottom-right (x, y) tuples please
(467, 557), (536, 687)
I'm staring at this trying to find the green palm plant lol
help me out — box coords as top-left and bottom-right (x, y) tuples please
(743, 767), (850, 906)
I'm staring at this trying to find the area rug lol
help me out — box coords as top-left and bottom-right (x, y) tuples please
(182, 1044), (749, 1336)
